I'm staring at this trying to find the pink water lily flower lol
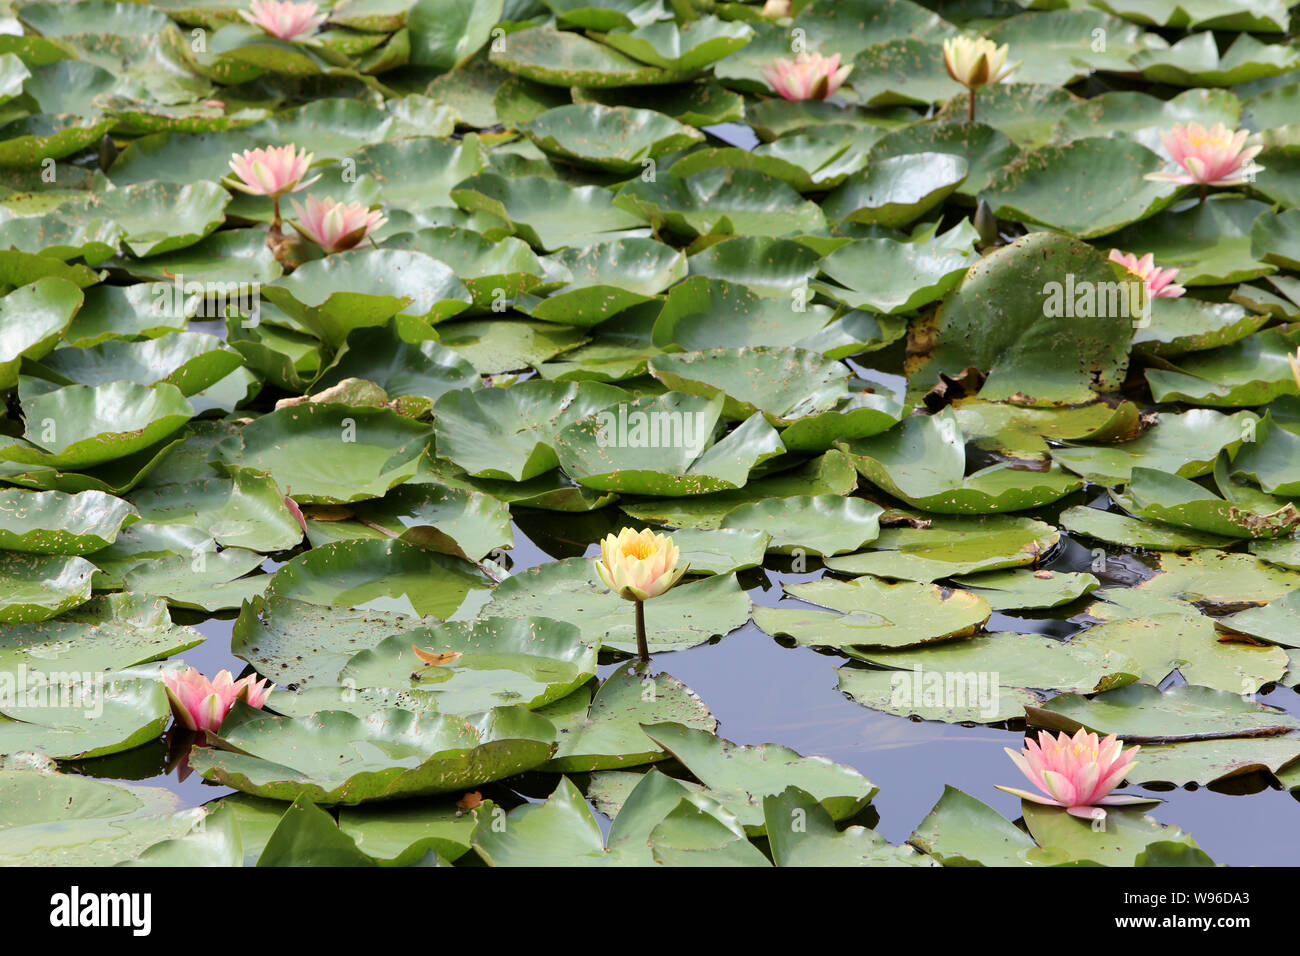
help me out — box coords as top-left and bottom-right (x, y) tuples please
(996, 728), (1148, 821)
(762, 52), (852, 101)
(1108, 248), (1185, 299)
(288, 195), (387, 253)
(239, 0), (326, 41)
(1289, 347), (1300, 392)
(227, 144), (320, 199)
(163, 667), (274, 734)
(1145, 123), (1263, 189)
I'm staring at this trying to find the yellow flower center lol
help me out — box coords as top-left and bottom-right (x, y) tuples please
(1188, 133), (1228, 149)
(622, 539), (656, 560)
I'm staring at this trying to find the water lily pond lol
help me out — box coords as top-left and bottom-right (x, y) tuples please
(0, 0), (1298, 871)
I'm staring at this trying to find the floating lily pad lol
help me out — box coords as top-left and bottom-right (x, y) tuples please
(0, 488), (134, 554)
(263, 538), (492, 620)
(613, 167), (825, 239)
(837, 631), (1137, 723)
(719, 494), (881, 556)
(0, 675), (169, 760)
(822, 153), (967, 229)
(190, 705), (557, 804)
(825, 515), (1059, 581)
(838, 411), (1084, 514)
(0, 553), (96, 623)
(754, 576), (990, 651)
(434, 380), (624, 481)
(538, 663), (715, 772)
(485, 556), (749, 654)
(910, 232), (1138, 405)
(1026, 683), (1300, 742)
(523, 103), (702, 173)
(213, 404), (429, 504)
(815, 222), (978, 314)
(555, 391), (784, 497)
(643, 722), (877, 835)
(522, 238), (686, 326)
(339, 616), (597, 715)
(649, 346), (847, 424)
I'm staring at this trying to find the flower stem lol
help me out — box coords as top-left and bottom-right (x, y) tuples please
(635, 599), (649, 664)
(271, 196), (281, 228)
(968, 89), (976, 122)
(1199, 184), (1207, 204)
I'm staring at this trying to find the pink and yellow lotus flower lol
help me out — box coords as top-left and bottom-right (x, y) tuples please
(227, 144), (320, 200)
(595, 528), (689, 664)
(240, 0), (326, 41)
(763, 52), (852, 102)
(997, 728), (1147, 821)
(288, 195), (387, 253)
(1145, 123), (1263, 196)
(163, 667), (274, 734)
(1108, 248), (1185, 299)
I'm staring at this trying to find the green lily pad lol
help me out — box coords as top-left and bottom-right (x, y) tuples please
(485, 556), (750, 654)
(213, 404), (429, 504)
(555, 391), (784, 497)
(910, 232), (1138, 405)
(1133, 32), (1298, 87)
(908, 785), (1035, 866)
(0, 769), (203, 866)
(339, 616), (597, 714)
(261, 249), (473, 349)
(523, 103), (703, 172)
(0, 674), (169, 760)
(35, 331), (243, 397)
(537, 662), (715, 772)
(1124, 736), (1300, 787)
(3, 382), (198, 473)
(649, 346), (847, 424)
(621, 450), (858, 529)
(0, 488), (134, 554)
(0, 593), (203, 677)
(1133, 296), (1270, 359)
(838, 410), (1084, 514)
(1074, 592), (1288, 694)
(1106, 197), (1275, 287)
(1051, 408), (1255, 486)
(815, 221), (978, 314)
(190, 704), (557, 804)
(986, 137), (1181, 239)
(598, 16), (751, 72)
(489, 25), (689, 87)
(233, 595), (434, 691)
(451, 172), (649, 250)
(262, 538), (492, 620)
(1059, 505), (1240, 551)
(822, 153), (967, 229)
(685, 236), (822, 299)
(433, 380), (624, 481)
(1022, 803), (1203, 868)
(0, 552), (95, 621)
(522, 238), (686, 326)
(1216, 590), (1300, 648)
(0, 276), (84, 390)
(837, 631), (1137, 722)
(1146, 328), (1300, 406)
(642, 722), (877, 835)
(719, 494), (881, 556)
(764, 786), (936, 867)
(949, 569), (1099, 611)
(1026, 683), (1300, 741)
(825, 515), (1059, 581)
(1126, 466), (1300, 539)
(613, 167), (825, 239)
(754, 575), (990, 651)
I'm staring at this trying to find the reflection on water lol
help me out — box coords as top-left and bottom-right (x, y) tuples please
(72, 511), (1300, 867)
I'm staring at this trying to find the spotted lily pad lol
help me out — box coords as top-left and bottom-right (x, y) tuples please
(0, 488), (134, 554)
